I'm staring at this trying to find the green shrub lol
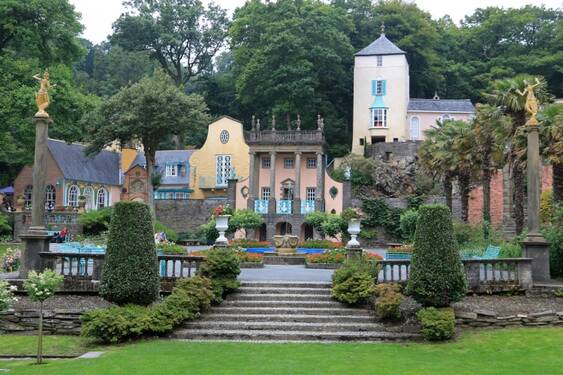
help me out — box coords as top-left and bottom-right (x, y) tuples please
(0, 214), (11, 236)
(406, 204), (467, 307)
(540, 188), (554, 224)
(156, 243), (185, 254)
(82, 276), (213, 343)
(452, 221), (481, 246)
(78, 207), (113, 235)
(417, 307), (456, 341)
(375, 291), (404, 320)
(374, 283), (402, 296)
(499, 241), (522, 258)
(359, 228), (378, 241)
(400, 209), (418, 242)
(198, 248), (240, 303)
(362, 198), (402, 240)
(304, 211), (328, 231)
(332, 260), (379, 305)
(100, 202), (159, 305)
(331, 154), (375, 188)
(154, 220), (178, 242)
(228, 209), (264, 235)
(543, 205), (563, 278)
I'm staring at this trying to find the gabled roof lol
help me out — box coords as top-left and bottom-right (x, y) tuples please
(48, 139), (121, 185)
(355, 33), (405, 56)
(132, 150), (195, 185)
(407, 99), (475, 113)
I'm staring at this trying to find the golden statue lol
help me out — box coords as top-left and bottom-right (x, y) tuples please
(516, 78), (540, 126)
(33, 70), (56, 118)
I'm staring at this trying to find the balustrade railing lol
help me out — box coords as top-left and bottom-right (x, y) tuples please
(254, 199), (268, 214)
(300, 200), (316, 214)
(276, 200), (293, 214)
(158, 254), (205, 278)
(245, 130), (324, 145)
(376, 258), (533, 292)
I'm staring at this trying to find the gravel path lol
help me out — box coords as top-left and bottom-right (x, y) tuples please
(240, 265), (334, 282)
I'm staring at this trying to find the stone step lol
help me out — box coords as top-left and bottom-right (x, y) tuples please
(221, 300), (345, 308)
(172, 329), (419, 342)
(229, 293), (334, 301)
(184, 321), (386, 332)
(209, 306), (369, 316)
(240, 282), (331, 289)
(200, 313), (373, 324)
(236, 287), (332, 295)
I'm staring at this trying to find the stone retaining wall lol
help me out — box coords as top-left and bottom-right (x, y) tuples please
(155, 199), (232, 234)
(455, 309), (563, 328)
(0, 309), (82, 335)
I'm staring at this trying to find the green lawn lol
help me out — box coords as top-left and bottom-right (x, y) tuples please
(0, 328), (562, 374)
(0, 335), (98, 357)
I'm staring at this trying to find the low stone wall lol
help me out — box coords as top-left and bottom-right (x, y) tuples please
(155, 199), (232, 234)
(240, 262), (264, 268)
(455, 309), (563, 328)
(305, 263), (342, 269)
(0, 309), (83, 335)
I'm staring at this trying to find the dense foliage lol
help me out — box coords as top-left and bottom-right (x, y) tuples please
(406, 205), (467, 307)
(81, 276), (213, 344)
(0, 214), (11, 235)
(543, 205), (563, 278)
(399, 209), (418, 243)
(374, 283), (404, 321)
(362, 198), (402, 240)
(154, 221), (178, 243)
(78, 208), (113, 235)
(197, 247), (241, 303)
(331, 260), (379, 305)
(99, 202), (159, 305)
(417, 307), (456, 341)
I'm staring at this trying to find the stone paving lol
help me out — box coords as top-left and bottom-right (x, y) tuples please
(240, 265), (334, 282)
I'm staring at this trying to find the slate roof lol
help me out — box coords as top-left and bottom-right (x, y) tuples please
(131, 150), (194, 186)
(355, 34), (406, 56)
(48, 139), (121, 186)
(407, 99), (475, 113)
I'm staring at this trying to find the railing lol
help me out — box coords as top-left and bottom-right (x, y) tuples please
(22, 212), (79, 225)
(376, 258), (533, 292)
(254, 199), (268, 214)
(39, 252), (206, 281)
(245, 130), (324, 145)
(300, 200), (316, 214)
(276, 200), (293, 214)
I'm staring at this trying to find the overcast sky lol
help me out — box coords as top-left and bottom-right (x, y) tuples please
(70, 0), (562, 44)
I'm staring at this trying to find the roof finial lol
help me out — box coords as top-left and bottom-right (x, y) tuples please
(380, 21), (385, 35)
(433, 91), (440, 100)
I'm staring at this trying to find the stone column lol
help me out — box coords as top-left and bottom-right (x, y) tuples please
(269, 151), (276, 214)
(315, 152), (324, 211)
(294, 152), (301, 214)
(521, 125), (550, 282)
(247, 152), (256, 210)
(20, 115), (53, 278)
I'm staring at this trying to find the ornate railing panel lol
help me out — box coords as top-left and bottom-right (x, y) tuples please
(245, 130), (324, 145)
(276, 200), (293, 214)
(158, 254), (205, 278)
(254, 199), (269, 214)
(300, 200), (316, 214)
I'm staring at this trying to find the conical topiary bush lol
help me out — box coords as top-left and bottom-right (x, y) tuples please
(100, 201), (159, 305)
(406, 204), (466, 307)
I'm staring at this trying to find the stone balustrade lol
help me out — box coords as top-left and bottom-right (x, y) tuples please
(245, 130), (324, 145)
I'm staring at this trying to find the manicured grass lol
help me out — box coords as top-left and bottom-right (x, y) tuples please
(0, 328), (562, 374)
(0, 335), (100, 357)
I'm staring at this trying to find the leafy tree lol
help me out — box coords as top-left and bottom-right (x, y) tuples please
(112, 0), (229, 87)
(539, 103), (563, 203)
(86, 71), (210, 208)
(228, 209), (264, 238)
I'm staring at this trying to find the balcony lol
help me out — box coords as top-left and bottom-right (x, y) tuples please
(254, 199), (268, 214)
(300, 200), (315, 214)
(276, 200), (293, 214)
(245, 130), (324, 145)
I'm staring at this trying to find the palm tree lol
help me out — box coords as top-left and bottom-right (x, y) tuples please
(473, 104), (509, 225)
(539, 103), (563, 203)
(485, 75), (552, 234)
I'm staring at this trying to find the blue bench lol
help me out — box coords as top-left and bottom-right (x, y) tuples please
(385, 252), (412, 260)
(474, 245), (500, 260)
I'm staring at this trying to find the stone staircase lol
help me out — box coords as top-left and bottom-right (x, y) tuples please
(172, 281), (418, 342)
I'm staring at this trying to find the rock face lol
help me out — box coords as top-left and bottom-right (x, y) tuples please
(361, 158), (416, 197)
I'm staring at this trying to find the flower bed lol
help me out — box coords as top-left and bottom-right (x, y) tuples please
(298, 240), (343, 249)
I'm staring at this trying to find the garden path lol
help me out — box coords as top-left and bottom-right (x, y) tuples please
(239, 265), (334, 282)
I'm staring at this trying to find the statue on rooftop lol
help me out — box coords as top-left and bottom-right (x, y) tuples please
(516, 78), (541, 126)
(33, 70), (56, 118)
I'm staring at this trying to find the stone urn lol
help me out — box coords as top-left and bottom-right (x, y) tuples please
(273, 234), (300, 255)
(214, 215), (231, 247)
(346, 218), (361, 248)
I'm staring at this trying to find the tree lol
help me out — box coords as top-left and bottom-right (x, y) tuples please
(472, 104), (509, 225)
(539, 103), (563, 203)
(86, 71), (210, 208)
(406, 204), (466, 307)
(112, 0), (229, 87)
(99, 201), (159, 305)
(485, 75), (552, 234)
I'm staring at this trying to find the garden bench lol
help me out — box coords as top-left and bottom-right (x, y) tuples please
(474, 245), (500, 260)
(385, 252), (412, 260)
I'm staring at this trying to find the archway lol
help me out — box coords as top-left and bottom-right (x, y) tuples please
(257, 223), (267, 242)
(301, 223), (314, 241)
(276, 222), (292, 235)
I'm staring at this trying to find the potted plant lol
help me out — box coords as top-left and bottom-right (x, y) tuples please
(78, 195), (87, 211)
(214, 205), (232, 247)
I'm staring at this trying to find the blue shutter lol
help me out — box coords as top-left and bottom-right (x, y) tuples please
(371, 80), (376, 96)
(382, 80), (387, 95)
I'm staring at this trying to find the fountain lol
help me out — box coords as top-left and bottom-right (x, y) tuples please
(273, 234), (300, 255)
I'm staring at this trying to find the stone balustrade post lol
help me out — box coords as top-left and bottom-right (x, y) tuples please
(463, 261), (481, 292)
(517, 259), (533, 290)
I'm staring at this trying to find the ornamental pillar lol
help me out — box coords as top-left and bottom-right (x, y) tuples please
(294, 152), (302, 214)
(315, 152), (324, 211)
(269, 151), (277, 214)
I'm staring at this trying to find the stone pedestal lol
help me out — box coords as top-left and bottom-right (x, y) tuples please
(346, 247), (362, 262)
(522, 235), (550, 282)
(19, 233), (51, 278)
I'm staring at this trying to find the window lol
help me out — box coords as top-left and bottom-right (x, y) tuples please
(261, 187), (271, 200)
(84, 187), (94, 210)
(440, 114), (453, 122)
(165, 164), (177, 177)
(306, 158), (317, 169)
(306, 187), (316, 201)
(410, 116), (420, 140)
(359, 138), (365, 146)
(67, 185), (79, 207)
(370, 108), (388, 128)
(45, 185), (56, 208)
(376, 55), (383, 66)
(24, 185), (33, 208)
(284, 158), (295, 169)
(371, 80), (386, 96)
(261, 157), (270, 169)
(97, 188), (108, 209)
(216, 155), (232, 187)
(385, 152), (392, 161)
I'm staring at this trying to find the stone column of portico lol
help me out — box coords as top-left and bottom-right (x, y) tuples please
(269, 151), (277, 214)
(315, 152), (324, 211)
(294, 152), (301, 215)
(247, 151), (256, 210)
(20, 116), (53, 278)
(521, 125), (550, 282)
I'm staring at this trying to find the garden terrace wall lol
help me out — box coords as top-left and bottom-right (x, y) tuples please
(455, 310), (563, 328)
(0, 309), (83, 335)
(155, 199), (233, 234)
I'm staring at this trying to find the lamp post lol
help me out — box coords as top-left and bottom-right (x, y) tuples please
(346, 218), (362, 261)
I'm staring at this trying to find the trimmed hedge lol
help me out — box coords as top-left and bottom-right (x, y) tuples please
(406, 204), (466, 307)
(81, 277), (213, 344)
(99, 202), (159, 305)
(374, 283), (404, 320)
(332, 260), (379, 305)
(417, 307), (456, 341)
(198, 248), (241, 303)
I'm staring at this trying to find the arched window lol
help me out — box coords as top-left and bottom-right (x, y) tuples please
(45, 185), (56, 208)
(23, 185), (33, 208)
(410, 116), (420, 141)
(84, 187), (94, 210)
(67, 185), (79, 207)
(97, 188), (108, 209)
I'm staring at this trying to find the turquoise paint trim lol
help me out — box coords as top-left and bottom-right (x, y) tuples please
(370, 95), (386, 108)
(382, 80), (386, 95)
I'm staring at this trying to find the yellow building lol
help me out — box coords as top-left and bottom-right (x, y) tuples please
(189, 116), (250, 199)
